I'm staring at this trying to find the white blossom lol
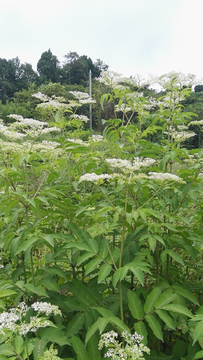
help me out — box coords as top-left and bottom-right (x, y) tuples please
(106, 157), (155, 172)
(70, 114), (90, 122)
(31, 302), (62, 316)
(148, 172), (185, 183)
(32, 92), (49, 102)
(91, 134), (104, 142)
(79, 173), (113, 183)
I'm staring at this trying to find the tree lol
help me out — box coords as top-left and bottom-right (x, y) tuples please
(37, 49), (60, 84)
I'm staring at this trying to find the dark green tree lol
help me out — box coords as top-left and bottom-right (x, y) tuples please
(37, 49), (60, 84)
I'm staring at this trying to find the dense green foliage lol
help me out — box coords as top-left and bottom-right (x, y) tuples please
(0, 71), (203, 359)
(0, 50), (108, 104)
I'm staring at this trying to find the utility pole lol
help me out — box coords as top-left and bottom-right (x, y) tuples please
(89, 69), (92, 129)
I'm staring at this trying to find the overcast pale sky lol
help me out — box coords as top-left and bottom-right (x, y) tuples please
(0, 0), (202, 80)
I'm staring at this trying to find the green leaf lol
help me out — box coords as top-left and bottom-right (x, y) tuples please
(85, 257), (102, 276)
(127, 290), (144, 320)
(148, 236), (156, 252)
(16, 236), (38, 254)
(64, 242), (91, 252)
(144, 288), (162, 314)
(129, 266), (144, 285)
(87, 334), (101, 360)
(98, 238), (109, 259)
(134, 322), (148, 345)
(155, 290), (176, 309)
(66, 313), (85, 337)
(161, 249), (184, 266)
(112, 267), (128, 287)
(41, 327), (71, 346)
(162, 304), (193, 318)
(95, 307), (115, 319)
(24, 284), (49, 297)
(0, 344), (15, 356)
(14, 335), (24, 355)
(41, 278), (60, 292)
(43, 234), (55, 247)
(145, 314), (163, 341)
(192, 320), (203, 345)
(109, 316), (130, 332)
(98, 264), (112, 283)
(0, 290), (16, 298)
(45, 266), (67, 280)
(155, 310), (175, 329)
(77, 252), (94, 266)
(71, 335), (89, 360)
(193, 350), (203, 359)
(85, 321), (100, 345)
(172, 285), (199, 305)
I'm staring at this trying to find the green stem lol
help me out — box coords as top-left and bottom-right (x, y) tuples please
(25, 334), (29, 360)
(118, 185), (128, 323)
(9, 343), (24, 360)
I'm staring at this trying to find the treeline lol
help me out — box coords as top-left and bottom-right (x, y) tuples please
(0, 49), (108, 104)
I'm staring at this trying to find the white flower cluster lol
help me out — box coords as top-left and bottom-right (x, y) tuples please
(96, 70), (124, 88)
(148, 172), (185, 183)
(31, 302), (61, 316)
(66, 138), (89, 146)
(70, 114), (90, 123)
(69, 91), (96, 104)
(79, 173), (113, 183)
(188, 120), (203, 126)
(164, 126), (196, 142)
(0, 301), (61, 335)
(7, 114), (60, 138)
(32, 92), (49, 102)
(98, 330), (150, 360)
(91, 134), (104, 142)
(106, 157), (155, 172)
(0, 122), (26, 140)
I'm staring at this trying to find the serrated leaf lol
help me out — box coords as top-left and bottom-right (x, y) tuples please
(16, 236), (38, 254)
(85, 257), (102, 276)
(162, 304), (193, 318)
(77, 252), (94, 266)
(98, 264), (112, 283)
(0, 344), (15, 356)
(41, 327), (70, 346)
(155, 309), (175, 329)
(85, 321), (100, 345)
(95, 307), (114, 319)
(193, 350), (203, 359)
(41, 279), (60, 292)
(87, 334), (101, 360)
(43, 234), (55, 247)
(192, 320), (203, 345)
(109, 316), (130, 332)
(0, 290), (16, 298)
(64, 242), (91, 252)
(98, 238), (109, 258)
(134, 322), (148, 345)
(155, 290), (176, 309)
(24, 284), (49, 297)
(112, 267), (128, 287)
(71, 335), (89, 360)
(167, 250), (184, 266)
(14, 336), (24, 355)
(172, 285), (199, 306)
(145, 314), (163, 341)
(45, 266), (67, 280)
(144, 288), (162, 314)
(127, 290), (144, 320)
(129, 266), (144, 285)
(66, 313), (85, 337)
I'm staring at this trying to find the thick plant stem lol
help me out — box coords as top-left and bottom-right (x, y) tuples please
(118, 187), (128, 323)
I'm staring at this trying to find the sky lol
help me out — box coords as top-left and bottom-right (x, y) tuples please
(0, 0), (203, 81)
